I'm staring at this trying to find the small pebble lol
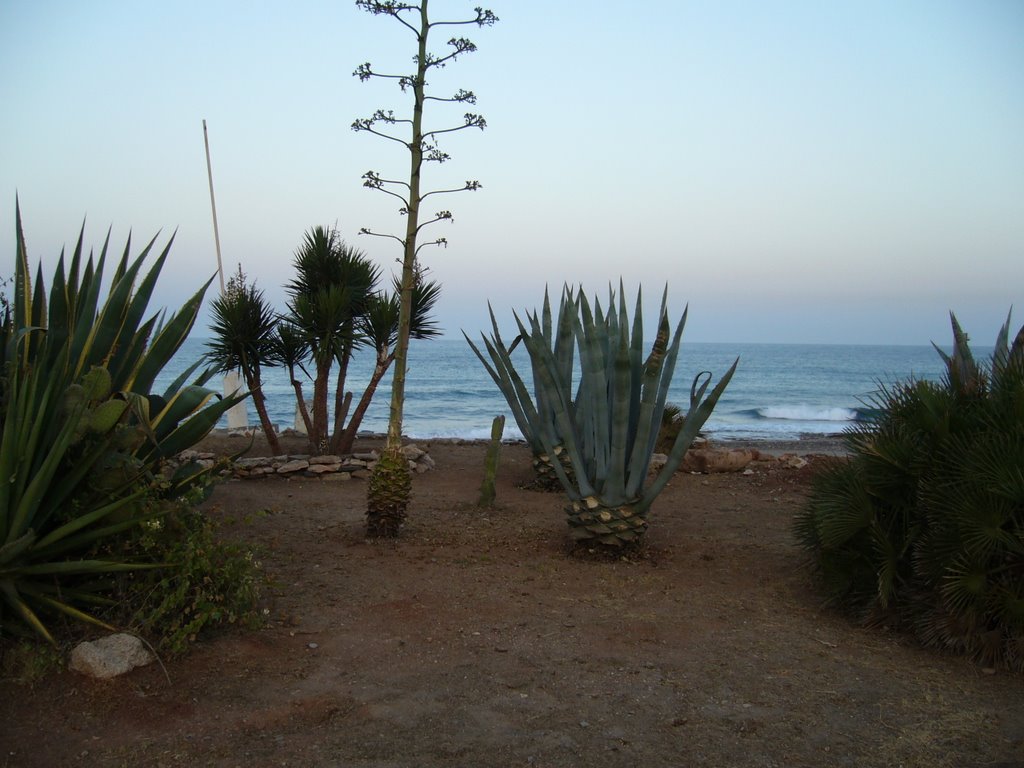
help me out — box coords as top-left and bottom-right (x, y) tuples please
(308, 642), (318, 649)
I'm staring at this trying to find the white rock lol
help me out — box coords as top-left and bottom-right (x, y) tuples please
(70, 634), (153, 679)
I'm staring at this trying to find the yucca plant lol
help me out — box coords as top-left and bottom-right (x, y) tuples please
(795, 312), (1024, 670)
(469, 284), (738, 548)
(284, 225), (379, 455)
(0, 204), (244, 644)
(205, 264), (283, 455)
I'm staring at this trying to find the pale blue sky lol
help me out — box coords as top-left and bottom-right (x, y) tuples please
(2, 1), (1022, 344)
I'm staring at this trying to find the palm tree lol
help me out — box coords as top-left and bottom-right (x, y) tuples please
(284, 226), (379, 454)
(205, 266), (282, 455)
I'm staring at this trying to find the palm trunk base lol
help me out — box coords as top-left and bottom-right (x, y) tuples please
(530, 445), (575, 492)
(366, 447), (411, 538)
(566, 498), (648, 549)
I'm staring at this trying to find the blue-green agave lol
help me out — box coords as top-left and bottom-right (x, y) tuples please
(468, 283), (738, 547)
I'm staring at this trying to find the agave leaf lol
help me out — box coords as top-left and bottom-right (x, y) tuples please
(130, 277), (214, 393)
(106, 235), (172, 381)
(625, 303), (686, 499)
(30, 262), (47, 339)
(572, 291), (611, 487)
(639, 356), (738, 514)
(107, 314), (157, 387)
(8, 377), (86, 540)
(464, 301), (554, 455)
(32, 515), (162, 560)
(603, 291), (634, 505)
(16, 559), (145, 576)
(516, 309), (593, 498)
(1, 580), (55, 645)
(18, 588), (117, 633)
(146, 391), (246, 460)
(149, 385), (219, 438)
(33, 489), (148, 550)
(0, 529), (37, 567)
(79, 249), (151, 375)
(46, 254), (72, 354)
(65, 246), (109, 381)
(163, 358), (215, 399)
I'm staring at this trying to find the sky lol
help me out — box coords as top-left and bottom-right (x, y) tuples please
(1, 0), (1022, 345)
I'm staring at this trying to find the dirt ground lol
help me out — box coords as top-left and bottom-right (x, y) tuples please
(1, 434), (1022, 768)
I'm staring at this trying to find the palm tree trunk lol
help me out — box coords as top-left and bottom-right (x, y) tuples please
(287, 364), (315, 453)
(312, 355), (331, 453)
(337, 351), (392, 455)
(329, 352), (354, 454)
(245, 370), (282, 455)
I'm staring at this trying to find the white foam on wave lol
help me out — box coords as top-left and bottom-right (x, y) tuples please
(407, 424), (527, 442)
(757, 405), (857, 422)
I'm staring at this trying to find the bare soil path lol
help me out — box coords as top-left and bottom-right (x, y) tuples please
(2, 437), (1021, 767)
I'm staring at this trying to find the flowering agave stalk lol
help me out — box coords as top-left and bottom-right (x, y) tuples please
(474, 284), (737, 548)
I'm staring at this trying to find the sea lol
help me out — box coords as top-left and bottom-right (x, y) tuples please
(155, 337), (964, 443)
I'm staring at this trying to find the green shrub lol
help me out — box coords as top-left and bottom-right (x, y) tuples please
(795, 312), (1024, 670)
(0, 204), (245, 644)
(116, 500), (264, 656)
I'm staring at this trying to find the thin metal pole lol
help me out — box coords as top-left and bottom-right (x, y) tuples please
(202, 119), (248, 430)
(202, 119), (226, 294)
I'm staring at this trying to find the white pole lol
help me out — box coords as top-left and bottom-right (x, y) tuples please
(203, 119), (249, 431)
(203, 119), (227, 295)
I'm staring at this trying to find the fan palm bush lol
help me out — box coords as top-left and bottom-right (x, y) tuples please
(795, 312), (1024, 670)
(0, 205), (245, 644)
(468, 284), (737, 549)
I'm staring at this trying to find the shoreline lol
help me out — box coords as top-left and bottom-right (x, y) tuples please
(199, 428), (850, 458)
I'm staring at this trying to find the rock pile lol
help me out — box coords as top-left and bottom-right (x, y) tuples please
(176, 444), (435, 481)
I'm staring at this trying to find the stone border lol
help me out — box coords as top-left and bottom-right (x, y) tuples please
(176, 444), (435, 481)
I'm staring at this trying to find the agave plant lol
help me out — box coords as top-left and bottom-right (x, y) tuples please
(0, 204), (244, 643)
(795, 311), (1024, 670)
(464, 288), (577, 490)
(469, 284), (738, 548)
